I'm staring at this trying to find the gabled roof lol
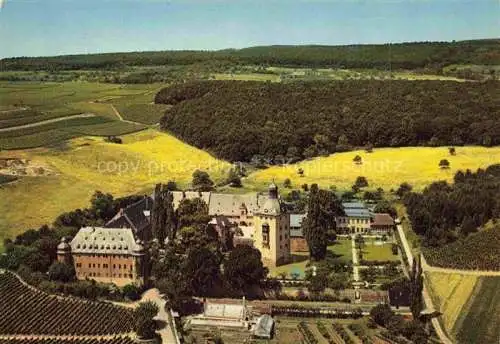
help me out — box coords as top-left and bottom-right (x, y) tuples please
(106, 196), (153, 233)
(372, 213), (395, 226)
(171, 191), (272, 217)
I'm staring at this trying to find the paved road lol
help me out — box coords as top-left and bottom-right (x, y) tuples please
(141, 288), (180, 344)
(396, 225), (453, 344)
(0, 113), (95, 132)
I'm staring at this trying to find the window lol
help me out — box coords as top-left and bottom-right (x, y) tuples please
(76, 263), (82, 268)
(92, 264), (96, 268)
(88, 263), (91, 268)
(113, 264), (116, 269)
(118, 264), (121, 269)
(262, 223), (270, 245)
(97, 264), (100, 268)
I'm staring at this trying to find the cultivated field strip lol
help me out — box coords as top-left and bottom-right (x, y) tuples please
(0, 272), (134, 336)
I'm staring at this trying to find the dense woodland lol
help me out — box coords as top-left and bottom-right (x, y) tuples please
(404, 164), (500, 248)
(1, 39), (499, 71)
(156, 80), (500, 162)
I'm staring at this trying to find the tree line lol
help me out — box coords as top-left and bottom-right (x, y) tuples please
(156, 80), (500, 162)
(2, 39), (499, 71)
(404, 164), (500, 247)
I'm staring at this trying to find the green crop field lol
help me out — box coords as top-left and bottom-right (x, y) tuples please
(455, 276), (500, 344)
(0, 82), (166, 149)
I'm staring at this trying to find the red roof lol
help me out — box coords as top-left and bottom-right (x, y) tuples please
(372, 213), (395, 226)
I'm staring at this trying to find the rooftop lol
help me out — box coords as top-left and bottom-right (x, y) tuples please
(70, 227), (142, 255)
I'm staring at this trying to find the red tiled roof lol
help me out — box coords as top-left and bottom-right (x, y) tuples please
(372, 213), (395, 226)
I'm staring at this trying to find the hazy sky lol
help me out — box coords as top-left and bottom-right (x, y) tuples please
(0, 0), (498, 58)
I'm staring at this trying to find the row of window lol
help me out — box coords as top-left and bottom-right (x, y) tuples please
(77, 254), (130, 259)
(79, 272), (134, 278)
(76, 263), (134, 270)
(338, 218), (370, 224)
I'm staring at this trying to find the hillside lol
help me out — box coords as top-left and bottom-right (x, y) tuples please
(1, 39), (499, 71)
(156, 80), (500, 162)
(0, 130), (230, 242)
(243, 146), (500, 191)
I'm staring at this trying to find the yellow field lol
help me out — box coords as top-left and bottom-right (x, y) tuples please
(425, 272), (478, 335)
(245, 146), (500, 191)
(0, 129), (230, 241)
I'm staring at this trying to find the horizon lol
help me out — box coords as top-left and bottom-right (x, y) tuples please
(2, 37), (499, 60)
(0, 0), (498, 59)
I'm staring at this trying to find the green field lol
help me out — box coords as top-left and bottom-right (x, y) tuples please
(328, 239), (352, 262)
(0, 82), (166, 150)
(455, 276), (500, 344)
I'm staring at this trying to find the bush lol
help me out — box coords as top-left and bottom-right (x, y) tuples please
(48, 261), (76, 283)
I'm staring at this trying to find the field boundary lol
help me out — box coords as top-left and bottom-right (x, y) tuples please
(0, 113), (95, 132)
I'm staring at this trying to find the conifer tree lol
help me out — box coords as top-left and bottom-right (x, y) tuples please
(409, 255), (424, 321)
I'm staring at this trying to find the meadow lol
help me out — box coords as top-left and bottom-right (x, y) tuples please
(425, 272), (478, 336)
(245, 146), (500, 192)
(0, 129), (230, 242)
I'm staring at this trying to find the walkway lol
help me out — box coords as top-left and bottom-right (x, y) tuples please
(0, 113), (95, 132)
(351, 237), (360, 282)
(141, 288), (179, 344)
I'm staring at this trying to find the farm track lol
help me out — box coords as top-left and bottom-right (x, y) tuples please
(0, 113), (95, 132)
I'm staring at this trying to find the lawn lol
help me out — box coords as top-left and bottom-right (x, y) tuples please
(0, 129), (231, 242)
(327, 239), (352, 263)
(269, 239), (353, 278)
(245, 146), (500, 191)
(425, 272), (478, 336)
(361, 240), (399, 261)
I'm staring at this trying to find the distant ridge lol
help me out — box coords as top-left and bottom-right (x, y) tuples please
(1, 38), (499, 71)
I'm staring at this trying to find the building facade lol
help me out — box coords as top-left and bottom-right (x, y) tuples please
(289, 214), (308, 252)
(171, 183), (291, 267)
(336, 202), (372, 234)
(59, 227), (148, 286)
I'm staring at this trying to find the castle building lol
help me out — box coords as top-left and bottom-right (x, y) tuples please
(58, 227), (148, 286)
(252, 183), (290, 266)
(171, 182), (291, 267)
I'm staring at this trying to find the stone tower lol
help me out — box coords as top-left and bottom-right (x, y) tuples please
(56, 237), (72, 265)
(253, 182), (290, 267)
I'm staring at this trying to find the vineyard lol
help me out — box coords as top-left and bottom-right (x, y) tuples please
(0, 271), (134, 336)
(423, 226), (500, 270)
(0, 338), (136, 344)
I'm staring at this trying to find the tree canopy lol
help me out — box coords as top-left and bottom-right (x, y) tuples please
(157, 80), (500, 162)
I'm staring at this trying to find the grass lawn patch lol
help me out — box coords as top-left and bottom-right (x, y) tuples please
(361, 240), (399, 261)
(327, 239), (352, 263)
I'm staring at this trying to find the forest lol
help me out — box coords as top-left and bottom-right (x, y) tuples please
(156, 80), (500, 162)
(1, 39), (499, 71)
(404, 164), (500, 248)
